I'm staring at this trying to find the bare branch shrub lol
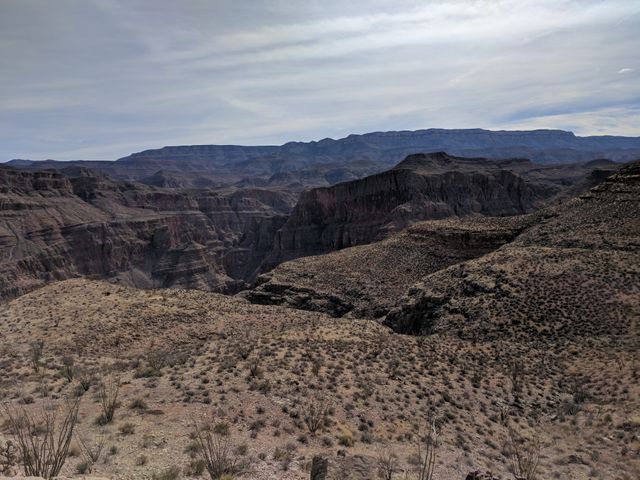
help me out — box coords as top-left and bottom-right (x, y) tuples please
(75, 365), (95, 393)
(191, 418), (247, 480)
(376, 449), (398, 480)
(510, 361), (524, 401)
(507, 426), (541, 480)
(75, 428), (106, 473)
(98, 375), (120, 424)
(303, 398), (330, 434)
(415, 417), (439, 480)
(1, 398), (80, 479)
(61, 356), (74, 382)
(29, 340), (44, 373)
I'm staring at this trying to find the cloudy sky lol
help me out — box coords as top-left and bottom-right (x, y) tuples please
(0, 0), (638, 160)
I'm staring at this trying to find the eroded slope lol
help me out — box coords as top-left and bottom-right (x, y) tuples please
(385, 162), (640, 339)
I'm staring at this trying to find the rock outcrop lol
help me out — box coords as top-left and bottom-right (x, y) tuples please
(0, 153), (622, 300)
(309, 455), (375, 480)
(0, 166), (293, 299)
(246, 215), (535, 317)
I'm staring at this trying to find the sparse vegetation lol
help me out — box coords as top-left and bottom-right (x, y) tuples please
(507, 426), (541, 480)
(75, 428), (105, 474)
(302, 398), (330, 434)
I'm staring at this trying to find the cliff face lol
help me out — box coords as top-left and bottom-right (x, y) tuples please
(265, 153), (585, 265)
(0, 166), (292, 299)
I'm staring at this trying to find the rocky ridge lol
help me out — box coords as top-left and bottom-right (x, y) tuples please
(264, 152), (618, 266)
(384, 161), (640, 338)
(9, 128), (640, 188)
(246, 161), (639, 335)
(0, 153), (623, 300)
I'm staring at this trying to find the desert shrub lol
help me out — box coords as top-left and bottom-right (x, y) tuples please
(191, 419), (247, 479)
(0, 439), (19, 475)
(74, 365), (95, 394)
(130, 398), (148, 410)
(75, 428), (105, 473)
(97, 375), (120, 424)
(415, 418), (439, 480)
(29, 340), (45, 373)
(336, 425), (355, 447)
(377, 449), (399, 480)
(506, 426), (540, 480)
(76, 460), (90, 474)
(61, 356), (74, 382)
(1, 398), (80, 479)
(119, 422), (136, 435)
(303, 398), (330, 434)
(152, 465), (181, 480)
(186, 459), (206, 476)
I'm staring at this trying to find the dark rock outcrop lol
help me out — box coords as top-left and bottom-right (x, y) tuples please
(465, 472), (501, 480)
(264, 152), (617, 266)
(308, 455), (375, 480)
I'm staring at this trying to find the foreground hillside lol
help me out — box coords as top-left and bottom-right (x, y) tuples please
(0, 160), (637, 480)
(1, 279), (639, 479)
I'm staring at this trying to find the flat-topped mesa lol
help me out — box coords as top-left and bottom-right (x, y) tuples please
(9, 128), (640, 186)
(263, 152), (613, 267)
(392, 151), (533, 172)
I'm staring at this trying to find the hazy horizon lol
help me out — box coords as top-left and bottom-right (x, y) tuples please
(1, 0), (639, 160)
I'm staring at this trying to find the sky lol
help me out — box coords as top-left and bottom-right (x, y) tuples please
(0, 0), (639, 160)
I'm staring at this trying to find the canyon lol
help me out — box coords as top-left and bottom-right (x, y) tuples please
(0, 147), (622, 300)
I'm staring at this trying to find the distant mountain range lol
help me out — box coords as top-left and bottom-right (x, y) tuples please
(7, 128), (640, 190)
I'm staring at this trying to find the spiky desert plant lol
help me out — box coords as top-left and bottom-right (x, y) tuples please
(75, 428), (106, 473)
(2, 398), (80, 479)
(507, 426), (541, 480)
(303, 398), (330, 434)
(191, 418), (246, 480)
(97, 375), (120, 424)
(415, 416), (439, 480)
